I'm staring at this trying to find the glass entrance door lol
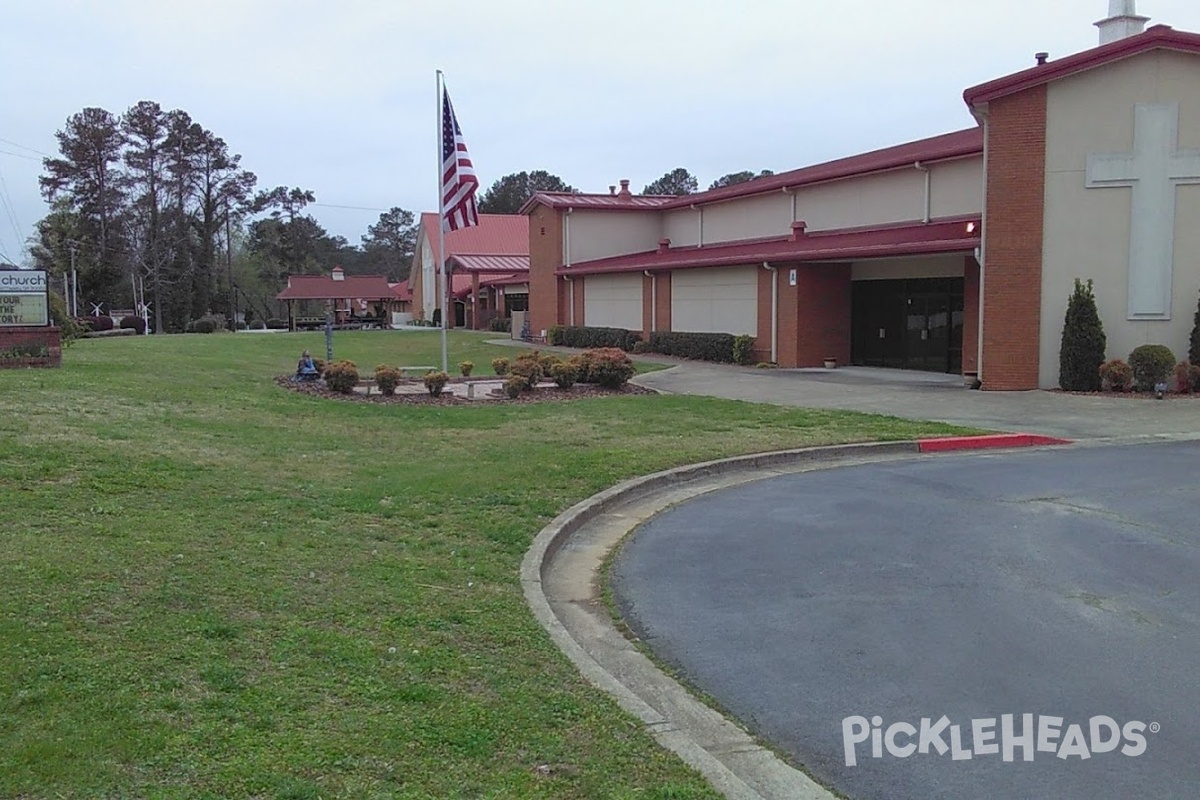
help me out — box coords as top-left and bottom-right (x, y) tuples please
(852, 278), (964, 373)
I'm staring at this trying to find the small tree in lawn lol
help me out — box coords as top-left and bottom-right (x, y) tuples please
(1190, 288), (1200, 366)
(1059, 279), (1107, 391)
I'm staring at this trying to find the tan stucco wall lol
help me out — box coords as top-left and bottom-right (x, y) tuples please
(583, 273), (643, 330)
(663, 209), (700, 248)
(929, 157), (984, 219)
(851, 255), (967, 281)
(700, 192), (793, 244)
(793, 169), (925, 232)
(671, 266), (758, 336)
(1041, 49), (1200, 388)
(568, 210), (661, 264)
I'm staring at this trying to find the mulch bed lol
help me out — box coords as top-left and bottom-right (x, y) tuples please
(1051, 389), (1200, 400)
(275, 376), (657, 404)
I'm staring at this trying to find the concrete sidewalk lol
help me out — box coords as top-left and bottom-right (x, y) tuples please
(632, 363), (1200, 441)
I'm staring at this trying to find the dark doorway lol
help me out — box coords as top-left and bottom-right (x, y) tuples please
(852, 278), (964, 373)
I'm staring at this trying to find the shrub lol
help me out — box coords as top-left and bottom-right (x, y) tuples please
(1191, 290), (1200, 366)
(488, 317), (511, 333)
(374, 365), (402, 396)
(569, 353), (593, 384)
(1099, 359), (1133, 392)
(550, 361), (578, 389)
(648, 331), (736, 363)
(459, 361), (474, 377)
(1128, 344), (1175, 392)
(631, 340), (651, 354)
(547, 325), (565, 345)
(324, 360), (359, 393)
(491, 357), (509, 376)
(78, 315), (115, 332)
(524, 350), (559, 372)
(557, 325), (640, 352)
(266, 317), (288, 330)
(733, 334), (756, 366)
(1058, 279), (1107, 391)
(119, 315), (146, 334)
(312, 358), (326, 376)
(1190, 364), (1200, 394)
(503, 375), (525, 399)
(509, 358), (544, 390)
(1172, 362), (1193, 394)
(49, 292), (83, 342)
(236, 321), (247, 331)
(755, 362), (778, 369)
(585, 347), (634, 389)
(423, 370), (449, 397)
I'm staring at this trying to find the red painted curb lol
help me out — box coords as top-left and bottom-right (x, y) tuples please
(918, 434), (1073, 453)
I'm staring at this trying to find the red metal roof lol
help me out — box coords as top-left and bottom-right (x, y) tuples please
(964, 25), (1200, 107)
(277, 274), (395, 301)
(449, 254), (529, 273)
(450, 273), (526, 299)
(519, 192), (676, 215)
(555, 217), (981, 276)
(656, 129), (983, 211)
(481, 274), (529, 288)
(390, 280), (412, 301)
(418, 213), (528, 256)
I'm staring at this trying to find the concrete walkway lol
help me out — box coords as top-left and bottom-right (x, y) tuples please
(632, 363), (1200, 441)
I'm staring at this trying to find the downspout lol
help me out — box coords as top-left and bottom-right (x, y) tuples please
(644, 270), (656, 332)
(762, 262), (778, 364)
(914, 161), (931, 223)
(976, 112), (989, 384)
(563, 207), (573, 267)
(564, 276), (576, 327)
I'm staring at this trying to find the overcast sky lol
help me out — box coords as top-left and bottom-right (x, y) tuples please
(2, 0), (1198, 266)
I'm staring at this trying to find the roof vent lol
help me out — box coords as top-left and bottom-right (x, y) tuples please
(790, 221), (808, 242)
(657, 238), (671, 254)
(1095, 0), (1149, 45)
(1035, 51), (1050, 65)
(617, 179), (632, 200)
(332, 266), (345, 281)
(609, 185), (616, 195)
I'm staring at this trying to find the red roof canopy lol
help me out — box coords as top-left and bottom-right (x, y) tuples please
(963, 25), (1200, 107)
(556, 217), (981, 276)
(418, 213), (528, 256)
(449, 254), (529, 273)
(519, 192), (675, 215)
(277, 274), (395, 301)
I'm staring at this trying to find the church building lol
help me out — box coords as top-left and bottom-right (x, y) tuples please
(522, 2), (1200, 390)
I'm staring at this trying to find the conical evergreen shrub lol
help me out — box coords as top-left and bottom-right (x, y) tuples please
(1189, 289), (1200, 366)
(1059, 279), (1107, 391)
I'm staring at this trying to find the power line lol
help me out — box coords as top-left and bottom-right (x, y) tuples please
(0, 148), (41, 162)
(0, 137), (53, 158)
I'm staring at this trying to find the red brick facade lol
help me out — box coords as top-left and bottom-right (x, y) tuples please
(528, 205), (562, 336)
(962, 255), (981, 375)
(0, 326), (63, 368)
(793, 264), (852, 368)
(980, 86), (1047, 390)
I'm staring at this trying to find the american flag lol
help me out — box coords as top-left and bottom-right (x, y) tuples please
(441, 87), (479, 232)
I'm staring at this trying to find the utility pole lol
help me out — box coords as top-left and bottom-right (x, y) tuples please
(225, 199), (236, 331)
(68, 243), (78, 317)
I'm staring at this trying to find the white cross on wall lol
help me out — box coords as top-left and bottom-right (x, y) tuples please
(1086, 103), (1200, 319)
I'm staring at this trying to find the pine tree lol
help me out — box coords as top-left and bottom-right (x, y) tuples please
(1059, 279), (1107, 391)
(1189, 289), (1200, 366)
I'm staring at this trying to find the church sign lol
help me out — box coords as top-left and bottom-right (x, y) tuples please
(0, 270), (50, 327)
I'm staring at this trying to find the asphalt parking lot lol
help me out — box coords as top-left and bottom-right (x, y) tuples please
(611, 440), (1200, 800)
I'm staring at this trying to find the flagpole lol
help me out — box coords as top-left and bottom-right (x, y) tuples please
(436, 69), (449, 373)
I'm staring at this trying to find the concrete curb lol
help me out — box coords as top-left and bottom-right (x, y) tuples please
(522, 441), (925, 800)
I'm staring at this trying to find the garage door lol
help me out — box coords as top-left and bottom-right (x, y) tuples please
(671, 267), (757, 336)
(584, 274), (643, 330)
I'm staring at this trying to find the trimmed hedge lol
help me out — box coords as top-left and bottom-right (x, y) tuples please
(119, 316), (146, 334)
(648, 331), (736, 363)
(1128, 344), (1175, 392)
(78, 315), (114, 332)
(552, 325), (640, 352)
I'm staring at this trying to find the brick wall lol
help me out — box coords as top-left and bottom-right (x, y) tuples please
(528, 204), (562, 336)
(776, 268), (798, 367)
(963, 255), (980, 374)
(794, 264), (852, 367)
(0, 326), (62, 368)
(572, 277), (585, 327)
(981, 87), (1047, 390)
(755, 267), (775, 363)
(655, 273), (671, 332)
(642, 273), (654, 339)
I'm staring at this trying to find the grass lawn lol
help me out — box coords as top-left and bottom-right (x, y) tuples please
(0, 330), (972, 799)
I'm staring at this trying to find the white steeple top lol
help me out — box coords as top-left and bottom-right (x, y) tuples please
(1095, 0), (1150, 45)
